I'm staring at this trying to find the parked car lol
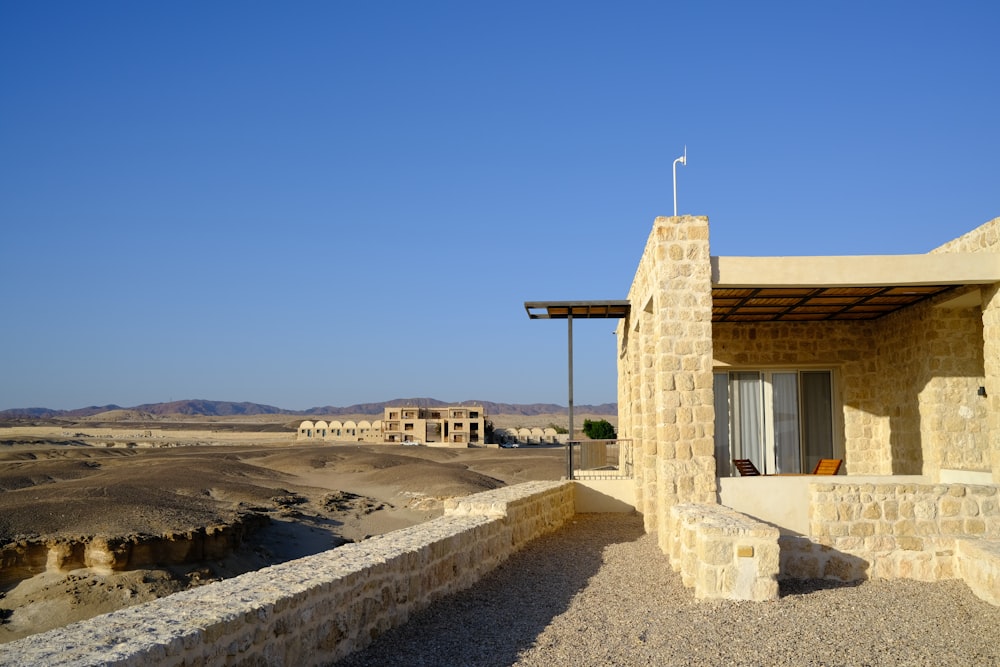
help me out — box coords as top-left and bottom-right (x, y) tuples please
(401, 440), (421, 446)
(500, 442), (520, 449)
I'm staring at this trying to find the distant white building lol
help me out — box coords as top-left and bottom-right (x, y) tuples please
(296, 419), (381, 443)
(494, 426), (565, 445)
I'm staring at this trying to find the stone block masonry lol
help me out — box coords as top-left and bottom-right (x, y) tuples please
(932, 217), (1000, 485)
(617, 216), (717, 542)
(781, 481), (1000, 604)
(2, 481), (575, 667)
(667, 503), (780, 601)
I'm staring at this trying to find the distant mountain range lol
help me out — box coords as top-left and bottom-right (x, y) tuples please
(0, 398), (617, 420)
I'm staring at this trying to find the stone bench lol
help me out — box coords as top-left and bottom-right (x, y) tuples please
(955, 538), (1000, 606)
(667, 503), (780, 601)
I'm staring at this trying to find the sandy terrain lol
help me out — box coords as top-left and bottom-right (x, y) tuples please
(0, 429), (565, 643)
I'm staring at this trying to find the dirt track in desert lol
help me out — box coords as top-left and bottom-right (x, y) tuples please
(0, 432), (565, 642)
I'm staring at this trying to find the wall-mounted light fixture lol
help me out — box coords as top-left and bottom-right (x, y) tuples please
(978, 386), (988, 397)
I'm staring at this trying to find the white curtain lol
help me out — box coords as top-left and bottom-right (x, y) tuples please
(733, 372), (764, 473)
(772, 372), (801, 473)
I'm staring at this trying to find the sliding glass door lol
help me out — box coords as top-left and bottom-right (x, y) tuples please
(714, 370), (834, 476)
(799, 370), (834, 473)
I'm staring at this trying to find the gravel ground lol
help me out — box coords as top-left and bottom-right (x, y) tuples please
(336, 513), (1000, 667)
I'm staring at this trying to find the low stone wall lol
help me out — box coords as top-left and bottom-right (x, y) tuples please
(782, 482), (1000, 594)
(2, 480), (575, 667)
(667, 503), (780, 601)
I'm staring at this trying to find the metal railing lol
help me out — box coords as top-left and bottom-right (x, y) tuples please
(566, 439), (633, 480)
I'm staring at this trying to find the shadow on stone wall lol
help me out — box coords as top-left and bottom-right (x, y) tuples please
(778, 535), (870, 592)
(779, 577), (864, 597)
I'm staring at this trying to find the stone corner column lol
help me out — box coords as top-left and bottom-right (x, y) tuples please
(650, 215), (718, 544)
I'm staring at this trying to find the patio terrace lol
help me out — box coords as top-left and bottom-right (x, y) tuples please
(5, 477), (998, 666)
(336, 512), (1000, 667)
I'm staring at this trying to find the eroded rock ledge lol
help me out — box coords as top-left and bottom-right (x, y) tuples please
(0, 513), (269, 586)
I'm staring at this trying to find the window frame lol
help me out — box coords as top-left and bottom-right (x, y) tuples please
(713, 367), (841, 476)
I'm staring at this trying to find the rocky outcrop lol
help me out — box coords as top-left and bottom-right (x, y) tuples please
(0, 513), (269, 586)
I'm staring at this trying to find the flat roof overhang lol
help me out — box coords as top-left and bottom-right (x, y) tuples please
(524, 300), (631, 320)
(712, 253), (1000, 322)
(523, 300), (630, 471)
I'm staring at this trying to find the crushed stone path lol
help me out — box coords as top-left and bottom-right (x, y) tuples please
(335, 513), (1000, 667)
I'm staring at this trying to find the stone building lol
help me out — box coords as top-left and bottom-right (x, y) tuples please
(296, 405), (486, 447)
(614, 215), (999, 598)
(7, 220), (1000, 666)
(494, 426), (564, 445)
(382, 405), (485, 446)
(296, 419), (382, 443)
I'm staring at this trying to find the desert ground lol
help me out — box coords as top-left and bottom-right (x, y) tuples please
(0, 415), (575, 643)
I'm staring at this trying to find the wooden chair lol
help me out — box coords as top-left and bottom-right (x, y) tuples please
(732, 459), (761, 476)
(811, 458), (842, 475)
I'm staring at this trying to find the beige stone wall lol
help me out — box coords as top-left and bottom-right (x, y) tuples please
(930, 217), (1000, 254)
(618, 216), (717, 545)
(668, 503), (780, 601)
(4, 481), (575, 666)
(985, 283), (1000, 484)
(618, 224), (658, 532)
(784, 481), (1000, 583)
(874, 298), (988, 477)
(932, 217), (1000, 484)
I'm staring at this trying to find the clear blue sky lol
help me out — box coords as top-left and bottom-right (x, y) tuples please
(1, 2), (997, 411)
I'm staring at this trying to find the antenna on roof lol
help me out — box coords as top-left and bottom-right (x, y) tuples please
(672, 145), (687, 216)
